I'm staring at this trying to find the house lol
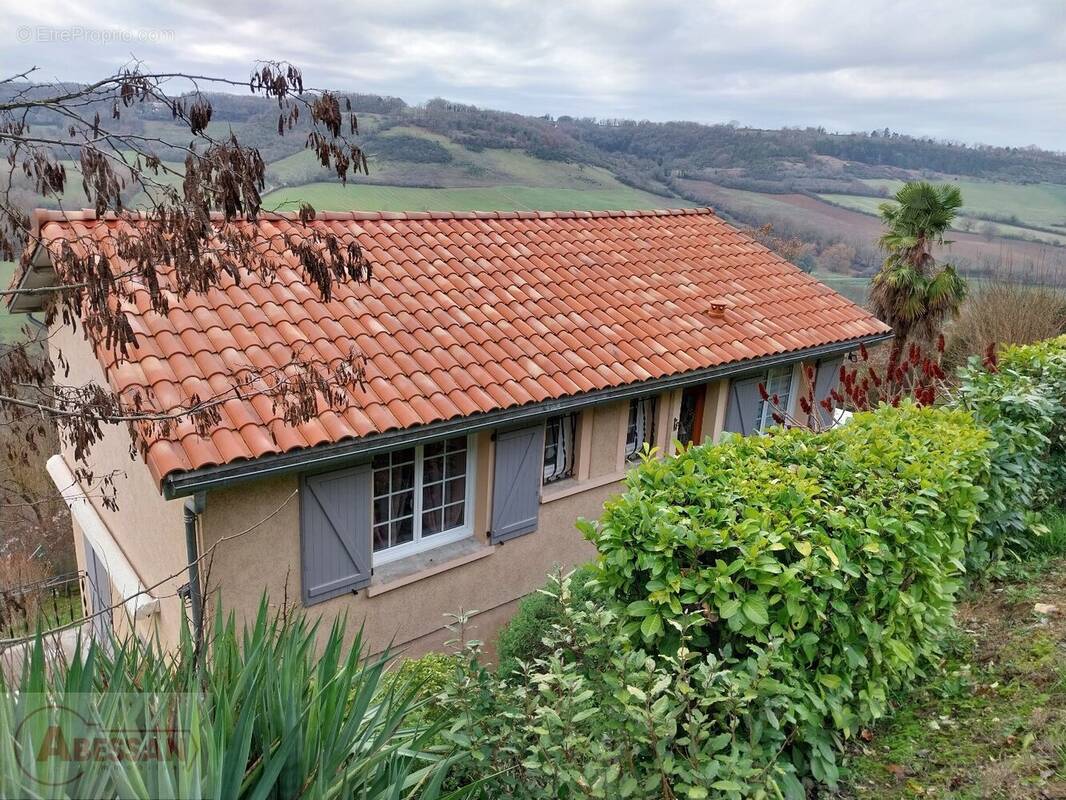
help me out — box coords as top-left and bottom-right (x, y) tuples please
(11, 207), (890, 655)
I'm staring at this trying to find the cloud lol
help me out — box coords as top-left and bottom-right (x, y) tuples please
(3, 0), (1064, 150)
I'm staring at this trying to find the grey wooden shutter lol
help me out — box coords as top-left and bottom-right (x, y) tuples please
(82, 535), (113, 641)
(491, 424), (545, 543)
(723, 376), (763, 436)
(811, 357), (844, 428)
(300, 463), (372, 605)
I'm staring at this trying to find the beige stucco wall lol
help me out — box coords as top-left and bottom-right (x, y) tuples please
(197, 402), (646, 657)
(199, 459), (616, 659)
(588, 402), (623, 478)
(194, 387), (742, 658)
(49, 324), (189, 646)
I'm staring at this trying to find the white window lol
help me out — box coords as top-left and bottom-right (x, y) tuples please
(371, 435), (473, 565)
(756, 366), (795, 432)
(543, 413), (578, 484)
(625, 397), (658, 461)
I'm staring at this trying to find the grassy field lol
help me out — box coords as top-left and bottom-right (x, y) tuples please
(859, 178), (1066, 233)
(813, 271), (870, 305)
(846, 511), (1066, 799)
(263, 182), (679, 213)
(680, 178), (1066, 278)
(820, 193), (1066, 247)
(2, 585), (83, 639)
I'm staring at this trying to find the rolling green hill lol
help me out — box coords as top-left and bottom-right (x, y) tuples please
(266, 125), (650, 196)
(6, 84), (1066, 314)
(264, 182), (675, 213)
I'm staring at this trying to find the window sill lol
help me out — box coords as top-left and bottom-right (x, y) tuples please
(541, 471), (626, 504)
(366, 538), (496, 597)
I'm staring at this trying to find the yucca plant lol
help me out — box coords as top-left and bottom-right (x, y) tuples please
(0, 600), (470, 799)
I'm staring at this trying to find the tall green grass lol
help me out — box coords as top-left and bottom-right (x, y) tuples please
(1035, 509), (1066, 559)
(0, 601), (469, 799)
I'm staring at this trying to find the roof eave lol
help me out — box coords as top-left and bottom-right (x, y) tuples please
(161, 331), (893, 500)
(6, 244), (56, 314)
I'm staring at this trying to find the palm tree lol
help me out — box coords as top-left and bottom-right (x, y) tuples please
(869, 181), (968, 371)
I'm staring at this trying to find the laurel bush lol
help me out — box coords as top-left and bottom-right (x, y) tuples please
(954, 336), (1066, 568)
(583, 402), (992, 788)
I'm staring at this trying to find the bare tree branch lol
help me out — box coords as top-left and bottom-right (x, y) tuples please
(0, 59), (375, 516)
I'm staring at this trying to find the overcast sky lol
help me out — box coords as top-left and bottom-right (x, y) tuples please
(4, 0), (1065, 151)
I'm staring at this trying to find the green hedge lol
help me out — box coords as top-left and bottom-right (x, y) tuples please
(955, 335), (1066, 568)
(997, 335), (1066, 506)
(583, 402), (992, 786)
(443, 337), (1066, 797)
(445, 574), (823, 798)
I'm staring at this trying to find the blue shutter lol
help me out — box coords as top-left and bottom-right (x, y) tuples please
(300, 464), (372, 605)
(811, 357), (844, 428)
(491, 425), (544, 543)
(723, 376), (763, 436)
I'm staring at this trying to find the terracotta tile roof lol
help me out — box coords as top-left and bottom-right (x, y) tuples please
(31, 207), (889, 486)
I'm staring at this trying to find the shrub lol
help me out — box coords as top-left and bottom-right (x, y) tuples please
(444, 573), (805, 799)
(996, 335), (1066, 506)
(943, 281), (1066, 371)
(390, 651), (460, 699)
(385, 651), (461, 723)
(582, 402), (992, 788)
(954, 337), (1066, 568)
(495, 562), (598, 676)
(444, 334), (1066, 796)
(0, 601), (465, 798)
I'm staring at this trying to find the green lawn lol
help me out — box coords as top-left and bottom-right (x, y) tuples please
(1, 578), (83, 639)
(263, 182), (680, 213)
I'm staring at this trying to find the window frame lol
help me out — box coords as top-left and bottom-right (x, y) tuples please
(370, 434), (476, 567)
(542, 412), (578, 485)
(625, 396), (658, 462)
(755, 365), (796, 432)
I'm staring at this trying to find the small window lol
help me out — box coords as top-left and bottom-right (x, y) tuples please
(371, 436), (472, 564)
(543, 413), (578, 484)
(756, 366), (794, 431)
(625, 397), (658, 461)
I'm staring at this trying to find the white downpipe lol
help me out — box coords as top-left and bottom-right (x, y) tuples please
(45, 454), (159, 621)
